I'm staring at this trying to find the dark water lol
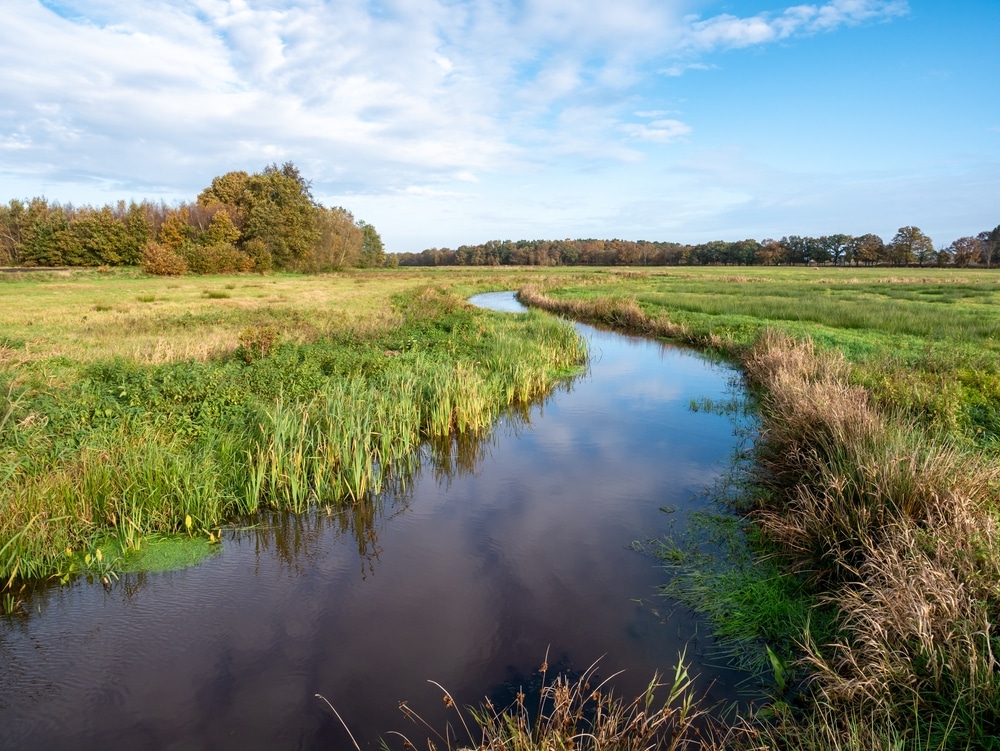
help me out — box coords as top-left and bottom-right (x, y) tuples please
(0, 292), (750, 750)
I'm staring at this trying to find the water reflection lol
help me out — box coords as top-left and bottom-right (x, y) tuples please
(0, 292), (751, 751)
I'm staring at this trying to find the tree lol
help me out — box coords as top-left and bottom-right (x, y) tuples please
(755, 238), (785, 266)
(70, 206), (134, 265)
(196, 163), (320, 269)
(821, 234), (851, 266)
(779, 236), (813, 265)
(204, 209), (241, 246)
(889, 226), (933, 266)
(21, 200), (76, 266)
(947, 236), (982, 267)
(846, 234), (884, 266)
(358, 222), (385, 268)
(197, 170), (250, 215)
(240, 163), (320, 268)
(158, 207), (195, 249)
(0, 199), (28, 264)
(978, 225), (1000, 268)
(307, 206), (363, 270)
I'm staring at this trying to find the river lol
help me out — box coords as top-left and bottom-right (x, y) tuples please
(0, 291), (750, 749)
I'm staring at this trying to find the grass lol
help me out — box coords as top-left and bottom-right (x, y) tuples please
(522, 266), (1000, 445)
(7, 264), (1000, 748)
(518, 267), (1000, 750)
(0, 268), (586, 588)
(330, 651), (711, 751)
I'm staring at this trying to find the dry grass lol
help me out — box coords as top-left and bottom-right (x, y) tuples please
(518, 284), (691, 342)
(742, 332), (1000, 747)
(355, 653), (715, 751)
(0, 270), (428, 366)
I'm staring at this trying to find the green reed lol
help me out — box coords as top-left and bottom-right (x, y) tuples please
(0, 285), (585, 588)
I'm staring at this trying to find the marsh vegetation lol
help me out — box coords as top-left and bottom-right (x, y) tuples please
(0, 269), (584, 590)
(519, 266), (1000, 750)
(4, 265), (999, 750)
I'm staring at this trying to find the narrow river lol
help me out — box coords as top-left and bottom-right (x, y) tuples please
(0, 292), (750, 750)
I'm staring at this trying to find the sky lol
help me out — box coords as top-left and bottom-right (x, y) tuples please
(1, 0), (997, 253)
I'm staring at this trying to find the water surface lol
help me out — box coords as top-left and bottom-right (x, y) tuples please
(0, 292), (748, 749)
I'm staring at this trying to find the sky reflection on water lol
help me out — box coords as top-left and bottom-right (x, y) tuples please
(0, 292), (751, 750)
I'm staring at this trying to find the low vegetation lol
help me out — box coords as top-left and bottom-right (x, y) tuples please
(5, 264), (999, 749)
(519, 267), (1000, 750)
(0, 268), (585, 590)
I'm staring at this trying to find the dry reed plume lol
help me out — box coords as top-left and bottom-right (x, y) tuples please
(350, 653), (716, 751)
(744, 331), (1000, 745)
(517, 286), (1000, 747)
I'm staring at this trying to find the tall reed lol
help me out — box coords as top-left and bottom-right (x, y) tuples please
(0, 288), (586, 588)
(742, 332), (1000, 748)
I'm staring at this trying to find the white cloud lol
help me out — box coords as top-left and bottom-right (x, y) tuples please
(682, 0), (908, 51)
(620, 119), (692, 143)
(659, 62), (715, 77)
(0, 0), (919, 245)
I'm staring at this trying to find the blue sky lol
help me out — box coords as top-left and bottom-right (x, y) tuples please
(1, 0), (997, 252)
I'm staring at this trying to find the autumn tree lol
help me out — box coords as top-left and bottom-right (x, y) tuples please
(889, 226), (934, 266)
(196, 163), (320, 269)
(755, 238), (785, 266)
(846, 233), (885, 266)
(947, 236), (982, 267)
(305, 206), (363, 270)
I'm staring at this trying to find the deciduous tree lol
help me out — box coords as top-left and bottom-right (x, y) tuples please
(947, 236), (982, 267)
(889, 226), (933, 266)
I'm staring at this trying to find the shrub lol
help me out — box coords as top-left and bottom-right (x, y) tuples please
(243, 237), (272, 273)
(141, 241), (188, 276)
(237, 325), (279, 362)
(182, 242), (253, 275)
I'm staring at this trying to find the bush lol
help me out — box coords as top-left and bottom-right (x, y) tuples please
(243, 237), (272, 273)
(141, 241), (188, 276)
(181, 242), (253, 275)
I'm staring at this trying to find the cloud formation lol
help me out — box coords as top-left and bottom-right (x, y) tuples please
(2, 1), (909, 193)
(683, 0), (908, 50)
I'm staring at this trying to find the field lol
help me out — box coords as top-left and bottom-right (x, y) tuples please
(3, 265), (999, 749)
(0, 267), (586, 591)
(522, 265), (1000, 750)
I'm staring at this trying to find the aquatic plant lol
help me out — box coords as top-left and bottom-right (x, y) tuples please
(0, 281), (585, 588)
(324, 652), (712, 751)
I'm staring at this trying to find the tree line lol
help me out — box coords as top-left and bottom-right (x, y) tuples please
(0, 163), (386, 274)
(397, 225), (1000, 268)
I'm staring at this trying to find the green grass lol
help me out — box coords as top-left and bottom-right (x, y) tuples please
(0, 270), (586, 588)
(529, 266), (1000, 446)
(520, 268), (1000, 750)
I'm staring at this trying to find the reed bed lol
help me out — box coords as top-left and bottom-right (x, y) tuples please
(0, 283), (585, 588)
(362, 653), (713, 751)
(743, 332), (1000, 748)
(518, 280), (1000, 749)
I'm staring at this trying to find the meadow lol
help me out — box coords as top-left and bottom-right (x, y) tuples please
(521, 265), (1000, 750)
(0, 267), (586, 593)
(4, 264), (1000, 750)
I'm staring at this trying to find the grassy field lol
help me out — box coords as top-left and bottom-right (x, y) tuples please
(0, 267), (586, 593)
(520, 265), (1000, 750)
(525, 266), (1000, 445)
(4, 265), (999, 749)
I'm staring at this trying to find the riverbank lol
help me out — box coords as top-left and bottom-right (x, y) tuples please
(2, 281), (746, 751)
(0, 270), (585, 593)
(518, 270), (1000, 750)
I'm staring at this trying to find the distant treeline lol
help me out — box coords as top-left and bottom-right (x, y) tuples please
(0, 163), (386, 275)
(397, 226), (1000, 268)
